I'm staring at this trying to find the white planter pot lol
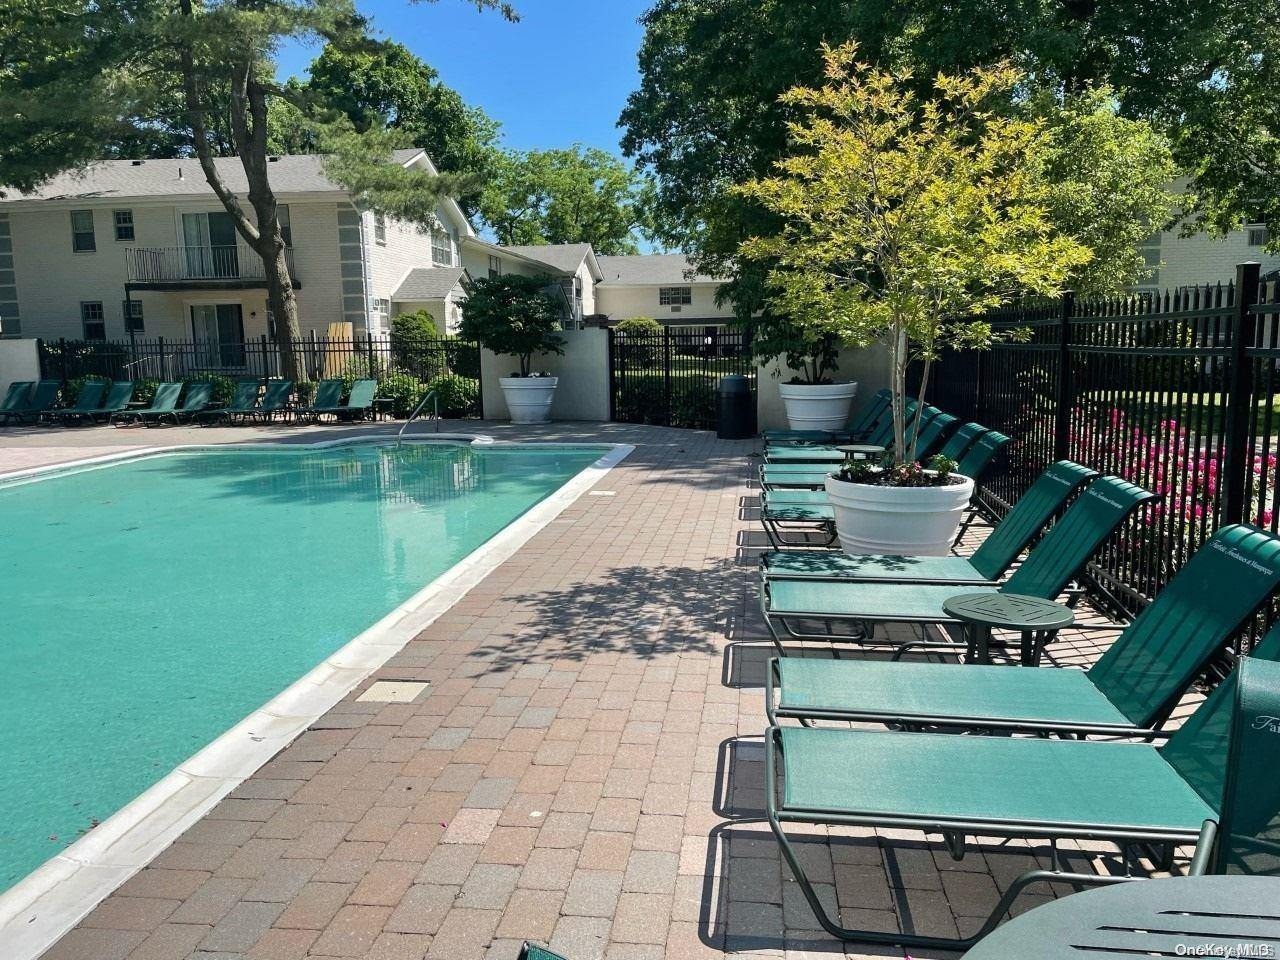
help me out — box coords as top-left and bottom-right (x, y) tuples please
(824, 472), (975, 556)
(779, 382), (858, 431)
(500, 376), (558, 424)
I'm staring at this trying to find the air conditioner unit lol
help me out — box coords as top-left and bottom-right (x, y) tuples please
(670, 305), (682, 313)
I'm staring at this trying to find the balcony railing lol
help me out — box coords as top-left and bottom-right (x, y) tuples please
(124, 244), (298, 285)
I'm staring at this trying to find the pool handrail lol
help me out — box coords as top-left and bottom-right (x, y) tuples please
(397, 389), (440, 447)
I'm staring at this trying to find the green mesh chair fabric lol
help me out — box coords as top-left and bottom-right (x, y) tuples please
(11, 379), (63, 420)
(178, 382), (213, 412)
(226, 380), (260, 411)
(766, 446), (847, 463)
(936, 422), (988, 461)
(1160, 627), (1280, 832)
(776, 657), (1133, 728)
(518, 944), (569, 960)
(778, 725), (1214, 832)
(53, 379), (106, 414)
(912, 412), (958, 458)
(99, 381), (135, 414)
(765, 490), (828, 506)
(0, 380), (31, 411)
(1217, 657), (1280, 875)
(965, 461), (1098, 580)
(118, 381), (182, 419)
(955, 431), (1012, 485)
(1001, 476), (1156, 597)
(1087, 525), (1280, 726)
(765, 551), (993, 583)
(312, 379), (344, 409)
(863, 398), (920, 448)
(768, 578), (990, 619)
(344, 379), (377, 412)
(259, 379), (294, 413)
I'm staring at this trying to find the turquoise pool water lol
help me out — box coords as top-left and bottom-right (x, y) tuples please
(0, 442), (603, 892)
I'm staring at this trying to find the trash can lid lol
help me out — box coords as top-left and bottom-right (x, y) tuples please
(718, 375), (750, 393)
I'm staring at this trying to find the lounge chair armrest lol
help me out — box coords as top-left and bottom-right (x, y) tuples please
(1187, 819), (1219, 876)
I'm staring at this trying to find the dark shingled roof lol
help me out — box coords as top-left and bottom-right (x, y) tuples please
(391, 267), (467, 302)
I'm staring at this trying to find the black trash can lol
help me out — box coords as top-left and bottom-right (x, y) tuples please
(716, 375), (755, 439)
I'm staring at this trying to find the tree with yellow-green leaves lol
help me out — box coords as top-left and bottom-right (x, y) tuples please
(735, 43), (1090, 468)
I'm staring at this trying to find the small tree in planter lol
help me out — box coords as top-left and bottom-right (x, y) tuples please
(736, 44), (1089, 553)
(460, 274), (566, 422)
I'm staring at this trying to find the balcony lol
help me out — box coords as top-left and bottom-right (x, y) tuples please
(124, 245), (300, 289)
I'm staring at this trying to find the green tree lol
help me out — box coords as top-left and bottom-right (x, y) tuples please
(620, 0), (1274, 305)
(736, 45), (1088, 464)
(478, 146), (656, 254)
(270, 40), (501, 218)
(0, 0), (513, 379)
(459, 275), (564, 376)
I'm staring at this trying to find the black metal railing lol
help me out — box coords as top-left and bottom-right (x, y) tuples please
(924, 262), (1280, 630)
(37, 333), (482, 417)
(608, 326), (754, 429)
(124, 245), (298, 284)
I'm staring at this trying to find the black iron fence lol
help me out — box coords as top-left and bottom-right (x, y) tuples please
(928, 262), (1280, 625)
(37, 333), (483, 418)
(608, 326), (755, 430)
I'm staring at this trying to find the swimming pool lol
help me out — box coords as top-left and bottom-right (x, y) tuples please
(0, 441), (607, 894)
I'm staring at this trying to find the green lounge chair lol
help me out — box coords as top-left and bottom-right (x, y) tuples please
(197, 380), (261, 425)
(254, 379), (294, 421)
(1, 379), (60, 425)
(762, 461), (1098, 585)
(765, 401), (933, 463)
(111, 381), (183, 426)
(763, 388), (892, 444)
(768, 523), (1280, 735)
(766, 650), (1280, 950)
(760, 412), (962, 489)
(87, 381), (135, 423)
(172, 382), (214, 423)
(0, 381), (33, 420)
(311, 378), (376, 422)
(41, 380), (107, 425)
(293, 379), (345, 423)
(761, 475), (1157, 661)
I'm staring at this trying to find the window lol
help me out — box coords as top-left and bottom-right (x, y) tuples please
(373, 298), (390, 334)
(432, 229), (453, 266)
(81, 301), (106, 340)
(1248, 225), (1269, 247)
(71, 210), (96, 252)
(277, 204), (292, 247)
(659, 286), (692, 306)
(373, 212), (387, 244)
(113, 209), (135, 242)
(488, 255), (502, 279)
(121, 299), (144, 333)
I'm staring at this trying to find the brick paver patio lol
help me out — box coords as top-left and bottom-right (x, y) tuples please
(4, 421), (1190, 960)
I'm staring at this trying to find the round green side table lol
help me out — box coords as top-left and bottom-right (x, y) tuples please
(942, 591), (1074, 665)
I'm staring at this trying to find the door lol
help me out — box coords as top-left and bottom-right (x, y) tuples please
(183, 212), (239, 278)
(191, 303), (246, 368)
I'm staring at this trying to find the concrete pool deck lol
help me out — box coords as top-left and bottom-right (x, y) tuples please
(0, 421), (1194, 959)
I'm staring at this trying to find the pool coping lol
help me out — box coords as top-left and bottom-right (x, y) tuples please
(0, 435), (635, 960)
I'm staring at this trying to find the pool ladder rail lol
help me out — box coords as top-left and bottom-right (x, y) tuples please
(397, 389), (440, 448)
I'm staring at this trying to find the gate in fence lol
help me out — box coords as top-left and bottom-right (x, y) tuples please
(36, 333), (484, 418)
(926, 261), (1280, 624)
(608, 326), (755, 430)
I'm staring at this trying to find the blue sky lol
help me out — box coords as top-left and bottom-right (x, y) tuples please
(276, 0), (652, 156)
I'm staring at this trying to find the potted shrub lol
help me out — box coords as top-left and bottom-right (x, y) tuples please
(736, 44), (1089, 554)
(460, 274), (565, 423)
(765, 328), (858, 432)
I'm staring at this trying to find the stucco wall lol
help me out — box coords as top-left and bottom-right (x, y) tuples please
(480, 328), (610, 421)
(595, 282), (734, 324)
(0, 338), (41, 397)
(755, 341), (892, 432)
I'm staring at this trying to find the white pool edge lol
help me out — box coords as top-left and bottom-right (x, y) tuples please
(0, 438), (634, 960)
